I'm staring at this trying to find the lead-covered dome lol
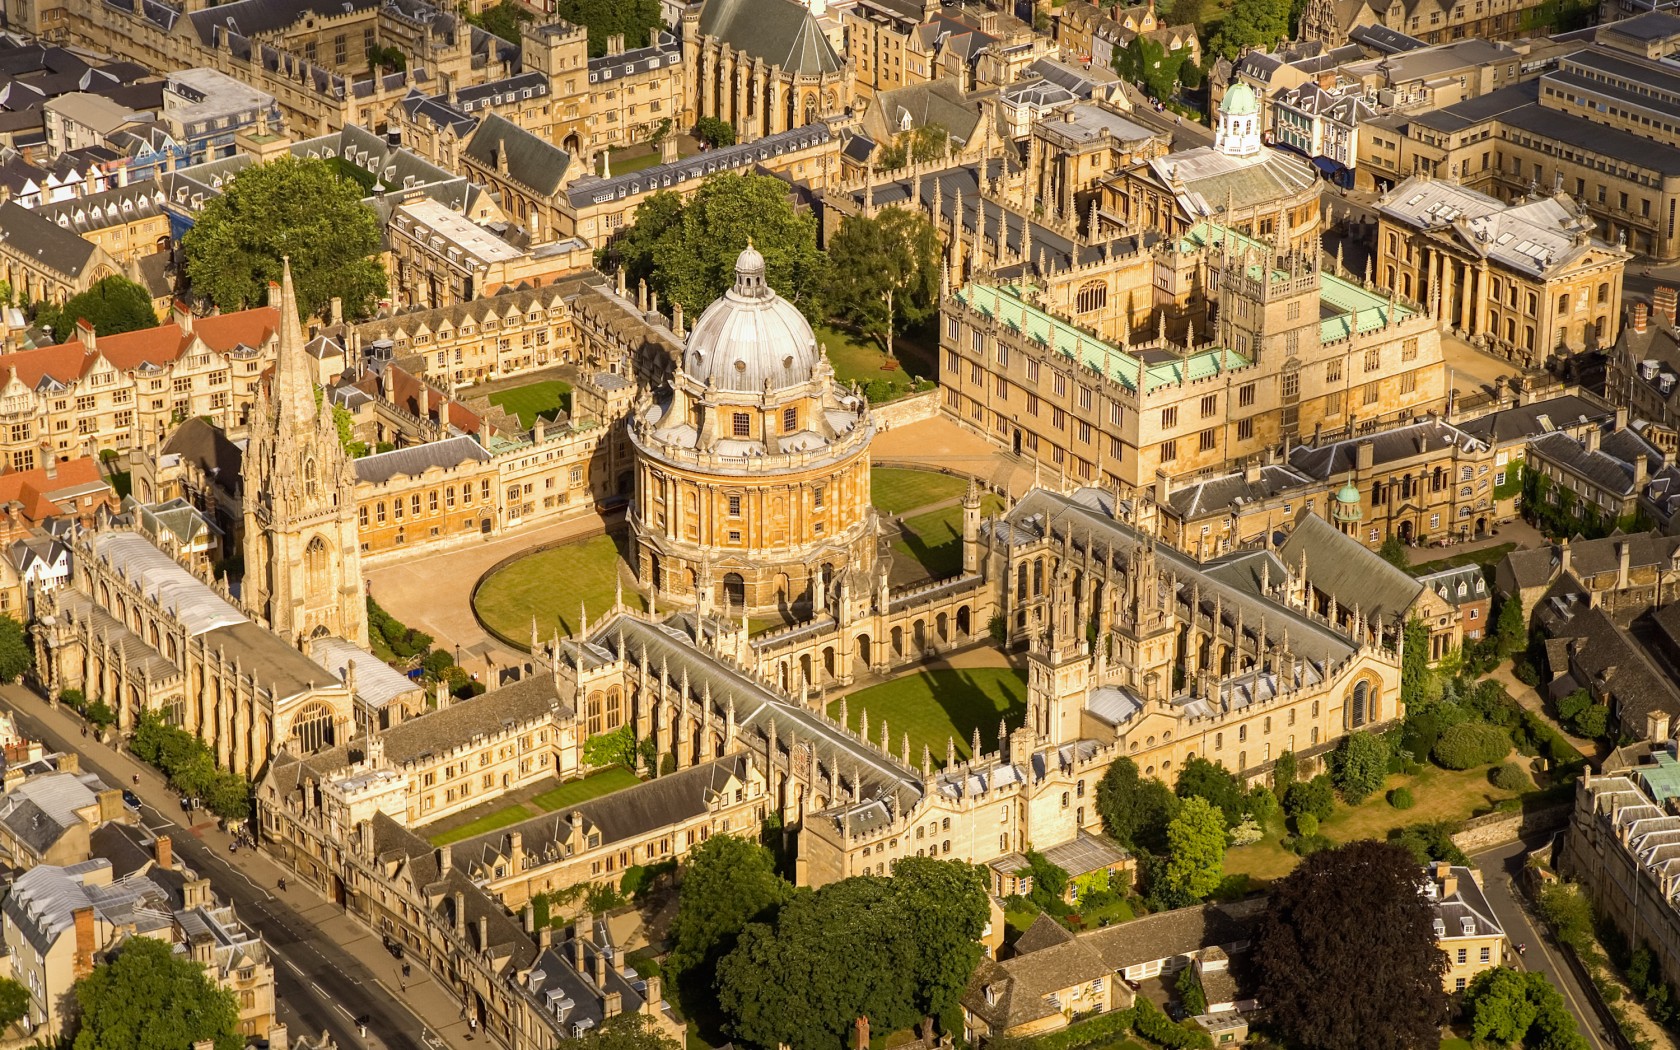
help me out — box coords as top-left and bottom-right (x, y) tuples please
(682, 246), (820, 393)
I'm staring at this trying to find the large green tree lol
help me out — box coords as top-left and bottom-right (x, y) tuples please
(888, 857), (990, 1043)
(0, 615), (32, 683)
(37, 276), (157, 340)
(827, 206), (942, 358)
(667, 834), (790, 996)
(1210, 0), (1290, 58)
(614, 174), (827, 322)
(1255, 841), (1449, 1050)
(1155, 796), (1226, 907)
(1095, 755), (1180, 853)
(182, 156), (386, 321)
(715, 860), (989, 1050)
(0, 977), (26, 1029)
(72, 936), (241, 1050)
(554, 0), (663, 56)
(1464, 968), (1587, 1050)
(1174, 756), (1249, 828)
(1331, 732), (1389, 805)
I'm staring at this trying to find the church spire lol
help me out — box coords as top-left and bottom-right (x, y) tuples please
(273, 257), (317, 434)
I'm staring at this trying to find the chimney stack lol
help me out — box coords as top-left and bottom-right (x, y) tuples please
(1656, 285), (1677, 326)
(73, 905), (96, 979)
(1634, 301), (1650, 334)
(155, 834), (173, 871)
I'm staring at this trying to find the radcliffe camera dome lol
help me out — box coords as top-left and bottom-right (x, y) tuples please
(682, 245), (820, 393)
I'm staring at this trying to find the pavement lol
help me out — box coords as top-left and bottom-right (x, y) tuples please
(0, 684), (479, 1050)
(1473, 836), (1611, 1050)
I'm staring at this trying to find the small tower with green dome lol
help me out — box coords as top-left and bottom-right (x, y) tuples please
(1214, 82), (1263, 159)
(1331, 477), (1364, 535)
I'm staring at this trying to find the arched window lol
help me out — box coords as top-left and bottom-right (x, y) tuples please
(1349, 679), (1369, 728)
(303, 457), (318, 499)
(723, 572), (746, 610)
(304, 537), (330, 596)
(290, 702), (337, 752)
(1076, 280), (1108, 314)
(587, 690), (604, 736)
(606, 686), (622, 730)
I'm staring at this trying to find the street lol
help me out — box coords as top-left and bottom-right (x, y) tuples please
(0, 685), (455, 1050)
(1475, 836), (1610, 1050)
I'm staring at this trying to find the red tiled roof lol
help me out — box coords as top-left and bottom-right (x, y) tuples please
(352, 365), (484, 433)
(11, 306), (280, 387)
(0, 456), (109, 524)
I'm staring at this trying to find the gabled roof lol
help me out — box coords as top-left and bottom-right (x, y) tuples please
(1276, 511), (1424, 624)
(698, 0), (843, 74)
(0, 200), (99, 277)
(463, 113), (570, 197)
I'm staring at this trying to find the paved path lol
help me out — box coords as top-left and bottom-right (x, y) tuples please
(364, 508), (623, 680)
(0, 685), (480, 1050)
(1474, 837), (1610, 1050)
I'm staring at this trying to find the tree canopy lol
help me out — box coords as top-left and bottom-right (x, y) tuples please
(36, 275), (157, 339)
(827, 207), (942, 356)
(1331, 732), (1389, 804)
(876, 124), (949, 170)
(667, 834), (790, 997)
(554, 0), (663, 55)
(574, 1014), (682, 1050)
(1154, 796), (1226, 908)
(1210, 0), (1290, 58)
(714, 859), (989, 1049)
(182, 155), (386, 321)
(71, 936), (241, 1050)
(1175, 757), (1249, 828)
(1096, 755), (1180, 853)
(608, 174), (827, 321)
(1255, 841), (1448, 1050)
(0, 615), (31, 683)
(1464, 968), (1588, 1050)
(1113, 36), (1190, 102)
(0, 977), (26, 1029)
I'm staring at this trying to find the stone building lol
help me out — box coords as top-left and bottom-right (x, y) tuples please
(240, 262), (368, 649)
(0, 201), (119, 306)
(1375, 175), (1628, 362)
(1298, 0), (1561, 47)
(682, 0), (853, 140)
(0, 303), (279, 470)
(1101, 84), (1323, 245)
(938, 222), (1446, 494)
(1424, 862), (1506, 992)
(843, 0), (1051, 101)
(628, 246), (879, 614)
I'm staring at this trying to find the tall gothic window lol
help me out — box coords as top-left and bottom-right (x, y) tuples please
(304, 537), (330, 596)
(304, 457), (318, 499)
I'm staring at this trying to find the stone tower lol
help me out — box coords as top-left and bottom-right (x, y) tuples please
(242, 259), (369, 648)
(1027, 560), (1088, 745)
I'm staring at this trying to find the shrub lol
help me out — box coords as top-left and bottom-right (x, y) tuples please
(1493, 762), (1530, 792)
(1133, 994), (1214, 1049)
(1282, 775), (1336, 822)
(1289, 833), (1332, 856)
(58, 688), (85, 711)
(1293, 813), (1319, 837)
(1432, 721), (1511, 770)
(1388, 787), (1415, 810)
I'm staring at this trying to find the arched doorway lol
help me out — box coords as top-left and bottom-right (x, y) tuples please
(723, 572), (746, 610)
(956, 606), (971, 637)
(854, 634), (871, 673)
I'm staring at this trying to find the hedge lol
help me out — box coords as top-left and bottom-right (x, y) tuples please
(1432, 721), (1511, 770)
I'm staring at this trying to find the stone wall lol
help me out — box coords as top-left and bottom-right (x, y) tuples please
(1450, 800), (1571, 854)
(871, 388), (940, 431)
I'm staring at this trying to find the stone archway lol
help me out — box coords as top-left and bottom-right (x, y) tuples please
(289, 701), (338, 752)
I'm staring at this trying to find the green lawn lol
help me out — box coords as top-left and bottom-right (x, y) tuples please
(892, 494), (1007, 579)
(606, 148), (686, 175)
(428, 804), (533, 846)
(817, 322), (942, 401)
(530, 766), (642, 811)
(1226, 756), (1530, 885)
(1409, 542), (1516, 577)
(828, 667), (1027, 768)
(488, 379), (572, 429)
(871, 467), (970, 515)
(473, 532), (645, 643)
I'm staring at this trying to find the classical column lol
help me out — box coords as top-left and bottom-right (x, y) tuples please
(1476, 261), (1492, 339)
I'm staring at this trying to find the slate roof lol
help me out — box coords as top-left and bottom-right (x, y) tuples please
(1079, 897), (1266, 972)
(868, 80), (984, 143)
(963, 920), (1114, 1031)
(448, 756), (749, 877)
(1529, 429), (1661, 498)
(1416, 563), (1488, 608)
(185, 0), (380, 45)
(377, 673), (569, 766)
(1552, 605), (1680, 734)
(353, 435), (493, 486)
(1277, 511), (1423, 624)
(159, 417), (244, 500)
(697, 0), (843, 74)
(0, 200), (98, 277)
(1429, 865), (1502, 940)
(564, 123), (832, 209)
(463, 113), (570, 196)
(1166, 464), (1315, 518)
(1290, 417), (1486, 479)
(1457, 393), (1614, 445)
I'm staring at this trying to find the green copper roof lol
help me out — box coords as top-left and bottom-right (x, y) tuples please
(1641, 749), (1680, 803)
(952, 282), (1251, 394)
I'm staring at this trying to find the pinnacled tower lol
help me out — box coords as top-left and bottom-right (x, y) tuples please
(242, 259), (368, 648)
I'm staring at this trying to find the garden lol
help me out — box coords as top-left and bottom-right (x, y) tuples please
(472, 533), (645, 645)
(826, 666), (1028, 769)
(486, 379), (572, 429)
(427, 765), (642, 846)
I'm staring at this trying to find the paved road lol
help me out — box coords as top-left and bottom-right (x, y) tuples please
(1474, 836), (1610, 1050)
(0, 686), (443, 1050)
